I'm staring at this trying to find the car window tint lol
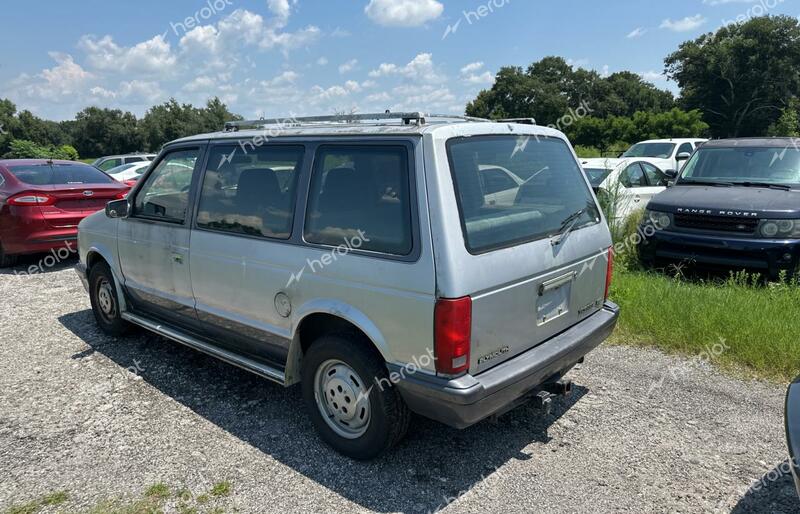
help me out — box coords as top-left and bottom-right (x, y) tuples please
(621, 163), (646, 188)
(126, 157), (145, 163)
(305, 146), (413, 255)
(448, 136), (599, 253)
(481, 167), (519, 194)
(98, 159), (122, 171)
(641, 162), (666, 186)
(7, 163), (115, 185)
(133, 149), (199, 223)
(197, 145), (304, 239)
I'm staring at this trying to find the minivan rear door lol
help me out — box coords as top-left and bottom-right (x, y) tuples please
(434, 133), (612, 374)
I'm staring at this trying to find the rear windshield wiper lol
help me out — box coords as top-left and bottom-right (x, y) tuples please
(550, 208), (586, 245)
(737, 181), (792, 191)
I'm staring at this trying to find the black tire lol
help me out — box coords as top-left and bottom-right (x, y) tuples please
(88, 261), (131, 336)
(301, 335), (410, 460)
(0, 242), (18, 268)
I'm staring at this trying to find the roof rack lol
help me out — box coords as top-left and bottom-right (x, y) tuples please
(222, 112), (490, 132)
(497, 118), (537, 125)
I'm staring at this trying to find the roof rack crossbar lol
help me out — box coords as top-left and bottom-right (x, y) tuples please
(223, 112), (491, 132)
(496, 118), (537, 125)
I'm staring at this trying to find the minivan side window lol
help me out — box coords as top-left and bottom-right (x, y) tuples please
(196, 145), (304, 240)
(133, 149), (199, 223)
(305, 146), (413, 256)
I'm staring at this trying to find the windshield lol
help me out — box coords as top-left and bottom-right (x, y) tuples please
(679, 146), (800, 186)
(584, 168), (612, 187)
(623, 143), (676, 159)
(107, 164), (136, 175)
(8, 163), (115, 185)
(447, 135), (600, 253)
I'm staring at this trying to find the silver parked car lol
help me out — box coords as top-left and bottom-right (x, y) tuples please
(76, 112), (619, 459)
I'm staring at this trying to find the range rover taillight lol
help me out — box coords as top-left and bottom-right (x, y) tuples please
(434, 296), (472, 375)
(604, 247), (614, 301)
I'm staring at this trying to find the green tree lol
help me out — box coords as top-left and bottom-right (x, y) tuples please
(70, 107), (142, 158)
(665, 15), (800, 137)
(465, 57), (675, 123)
(767, 98), (800, 137)
(140, 97), (241, 151)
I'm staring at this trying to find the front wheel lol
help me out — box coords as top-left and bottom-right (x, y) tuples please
(88, 262), (131, 336)
(301, 335), (410, 460)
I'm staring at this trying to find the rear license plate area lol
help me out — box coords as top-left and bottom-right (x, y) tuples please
(536, 282), (571, 326)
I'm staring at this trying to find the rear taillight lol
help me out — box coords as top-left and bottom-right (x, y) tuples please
(604, 247), (614, 301)
(123, 179), (137, 188)
(7, 193), (56, 206)
(434, 296), (472, 375)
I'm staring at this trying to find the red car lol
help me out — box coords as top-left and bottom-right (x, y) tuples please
(0, 159), (130, 267)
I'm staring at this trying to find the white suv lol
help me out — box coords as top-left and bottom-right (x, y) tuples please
(622, 138), (707, 172)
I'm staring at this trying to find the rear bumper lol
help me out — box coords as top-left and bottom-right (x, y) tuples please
(640, 229), (800, 278)
(394, 301), (619, 429)
(785, 378), (800, 498)
(1, 213), (78, 256)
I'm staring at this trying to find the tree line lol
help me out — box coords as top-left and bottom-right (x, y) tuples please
(467, 15), (800, 155)
(0, 97), (241, 160)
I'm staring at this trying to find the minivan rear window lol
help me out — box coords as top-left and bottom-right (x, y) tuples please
(447, 135), (600, 253)
(7, 163), (115, 185)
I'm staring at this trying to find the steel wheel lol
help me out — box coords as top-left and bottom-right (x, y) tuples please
(95, 277), (117, 322)
(314, 359), (371, 439)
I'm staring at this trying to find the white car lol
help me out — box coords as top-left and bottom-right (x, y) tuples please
(581, 157), (670, 221)
(478, 164), (524, 206)
(621, 138), (707, 172)
(105, 161), (152, 182)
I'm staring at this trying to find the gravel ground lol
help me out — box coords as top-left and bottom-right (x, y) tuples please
(0, 258), (796, 514)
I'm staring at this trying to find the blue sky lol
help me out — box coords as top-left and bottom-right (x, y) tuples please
(1, 0), (798, 121)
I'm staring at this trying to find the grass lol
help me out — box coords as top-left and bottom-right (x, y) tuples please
(5, 491), (68, 514)
(4, 482), (234, 514)
(610, 269), (800, 382)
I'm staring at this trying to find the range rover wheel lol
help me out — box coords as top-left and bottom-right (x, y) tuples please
(89, 262), (130, 336)
(301, 335), (410, 460)
(0, 242), (18, 268)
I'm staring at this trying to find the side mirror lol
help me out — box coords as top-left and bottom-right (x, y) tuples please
(676, 152), (691, 161)
(664, 169), (679, 179)
(106, 199), (130, 219)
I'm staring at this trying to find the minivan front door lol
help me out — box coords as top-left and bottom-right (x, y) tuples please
(118, 147), (203, 323)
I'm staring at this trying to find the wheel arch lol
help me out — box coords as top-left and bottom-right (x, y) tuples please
(285, 300), (391, 385)
(85, 246), (128, 313)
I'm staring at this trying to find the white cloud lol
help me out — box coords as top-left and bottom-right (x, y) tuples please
(368, 53), (444, 83)
(79, 34), (177, 75)
(639, 71), (666, 82)
(11, 53), (94, 102)
(627, 27), (647, 38)
(459, 62), (493, 85)
(317, 57), (329, 66)
(660, 15), (707, 32)
(460, 62), (484, 75)
(364, 0), (444, 27)
(339, 59), (358, 74)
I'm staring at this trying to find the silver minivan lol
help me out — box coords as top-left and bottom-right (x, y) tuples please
(76, 113), (619, 459)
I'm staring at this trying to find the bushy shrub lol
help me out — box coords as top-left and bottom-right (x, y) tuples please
(2, 139), (79, 160)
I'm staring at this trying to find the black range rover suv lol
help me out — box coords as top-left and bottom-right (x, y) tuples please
(639, 138), (800, 279)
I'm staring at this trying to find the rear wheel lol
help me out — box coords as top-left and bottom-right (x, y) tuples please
(301, 335), (410, 460)
(89, 262), (130, 336)
(0, 242), (18, 268)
